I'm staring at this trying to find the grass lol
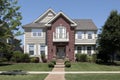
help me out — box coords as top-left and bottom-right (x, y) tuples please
(65, 74), (120, 80)
(0, 74), (47, 80)
(66, 62), (120, 71)
(0, 63), (52, 71)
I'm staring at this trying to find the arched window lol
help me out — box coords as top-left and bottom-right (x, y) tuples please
(56, 26), (66, 38)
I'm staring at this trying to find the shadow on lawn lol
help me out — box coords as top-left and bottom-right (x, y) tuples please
(0, 63), (13, 66)
(96, 61), (120, 66)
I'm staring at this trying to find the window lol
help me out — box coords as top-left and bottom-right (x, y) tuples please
(56, 26), (66, 38)
(87, 46), (91, 55)
(77, 46), (82, 53)
(77, 31), (83, 39)
(32, 29), (43, 37)
(40, 45), (45, 55)
(88, 34), (92, 39)
(29, 44), (34, 55)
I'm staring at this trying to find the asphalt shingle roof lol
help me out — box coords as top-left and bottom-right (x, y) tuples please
(73, 19), (98, 30)
(23, 19), (98, 31)
(23, 23), (45, 28)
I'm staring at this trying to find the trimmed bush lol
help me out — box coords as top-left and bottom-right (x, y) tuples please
(30, 57), (39, 63)
(51, 60), (56, 65)
(76, 54), (87, 62)
(64, 61), (71, 68)
(48, 62), (54, 68)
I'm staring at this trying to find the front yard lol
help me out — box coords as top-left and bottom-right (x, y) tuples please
(0, 63), (52, 71)
(65, 74), (120, 80)
(0, 74), (47, 80)
(66, 62), (120, 71)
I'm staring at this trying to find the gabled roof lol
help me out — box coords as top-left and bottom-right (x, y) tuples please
(45, 12), (77, 27)
(73, 19), (98, 30)
(33, 8), (56, 23)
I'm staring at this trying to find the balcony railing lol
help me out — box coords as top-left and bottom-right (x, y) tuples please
(53, 32), (69, 42)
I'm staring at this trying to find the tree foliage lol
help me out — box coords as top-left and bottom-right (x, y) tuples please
(0, 0), (22, 60)
(97, 10), (120, 62)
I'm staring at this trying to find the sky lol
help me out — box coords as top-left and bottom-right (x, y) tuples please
(17, 0), (120, 45)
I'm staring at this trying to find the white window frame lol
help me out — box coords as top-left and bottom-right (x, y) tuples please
(76, 31), (84, 39)
(87, 32), (94, 39)
(31, 29), (43, 37)
(27, 44), (36, 56)
(87, 46), (91, 56)
(39, 44), (46, 55)
(56, 26), (66, 39)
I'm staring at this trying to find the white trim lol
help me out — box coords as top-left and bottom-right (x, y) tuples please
(75, 43), (96, 45)
(34, 44), (36, 55)
(45, 46), (48, 56)
(45, 12), (77, 26)
(38, 44), (41, 55)
(24, 34), (25, 53)
(27, 44), (29, 53)
(33, 8), (56, 23)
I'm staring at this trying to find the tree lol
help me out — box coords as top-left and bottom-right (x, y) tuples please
(0, 0), (22, 60)
(97, 10), (120, 63)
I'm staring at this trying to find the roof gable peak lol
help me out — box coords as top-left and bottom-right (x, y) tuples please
(33, 8), (56, 23)
(45, 11), (77, 27)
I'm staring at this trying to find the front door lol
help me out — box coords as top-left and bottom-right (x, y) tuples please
(56, 47), (65, 59)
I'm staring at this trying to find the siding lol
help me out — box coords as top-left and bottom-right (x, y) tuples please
(75, 39), (96, 44)
(25, 28), (46, 44)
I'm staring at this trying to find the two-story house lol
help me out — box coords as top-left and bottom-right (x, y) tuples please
(23, 9), (97, 61)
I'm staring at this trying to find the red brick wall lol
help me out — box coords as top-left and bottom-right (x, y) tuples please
(47, 15), (75, 61)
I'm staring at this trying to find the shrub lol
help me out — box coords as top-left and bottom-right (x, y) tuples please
(0, 58), (7, 62)
(51, 60), (56, 65)
(48, 62), (54, 68)
(21, 54), (30, 63)
(76, 54), (87, 62)
(92, 54), (97, 63)
(87, 55), (92, 62)
(41, 53), (47, 63)
(30, 57), (39, 63)
(12, 51), (23, 62)
(64, 61), (71, 68)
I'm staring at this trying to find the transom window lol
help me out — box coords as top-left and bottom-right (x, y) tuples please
(32, 29), (43, 37)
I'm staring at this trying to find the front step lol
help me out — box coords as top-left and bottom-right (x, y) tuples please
(56, 63), (64, 65)
(54, 65), (65, 68)
(56, 59), (64, 63)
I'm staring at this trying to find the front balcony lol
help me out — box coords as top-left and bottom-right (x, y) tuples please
(53, 32), (69, 42)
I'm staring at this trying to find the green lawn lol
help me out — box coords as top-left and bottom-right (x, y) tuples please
(66, 62), (120, 71)
(0, 63), (52, 71)
(65, 74), (120, 80)
(0, 74), (47, 80)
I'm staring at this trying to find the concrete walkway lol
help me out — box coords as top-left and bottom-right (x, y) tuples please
(44, 60), (65, 80)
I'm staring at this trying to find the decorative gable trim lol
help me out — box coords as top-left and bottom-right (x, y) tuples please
(45, 12), (77, 27)
(33, 8), (56, 23)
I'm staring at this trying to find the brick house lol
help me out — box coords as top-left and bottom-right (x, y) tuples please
(23, 9), (98, 61)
